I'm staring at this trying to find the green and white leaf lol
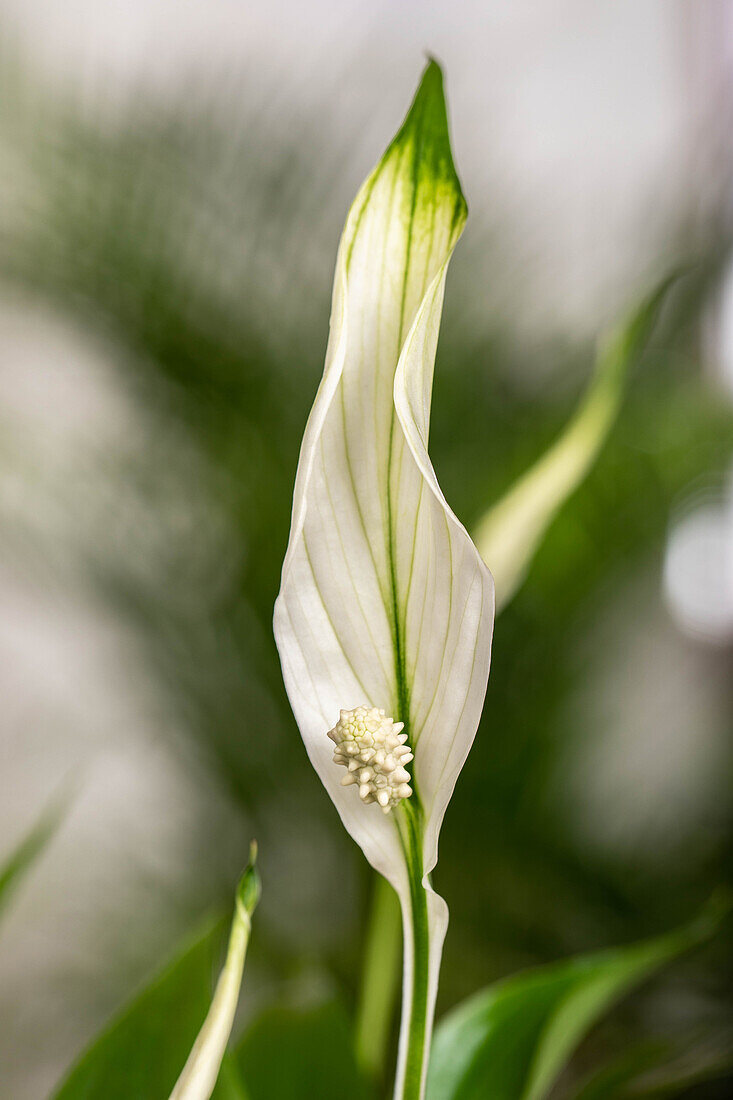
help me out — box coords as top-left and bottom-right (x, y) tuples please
(53, 924), (247, 1100)
(170, 845), (261, 1100)
(427, 897), (728, 1100)
(54, 853), (260, 1100)
(274, 62), (494, 1099)
(474, 277), (674, 611)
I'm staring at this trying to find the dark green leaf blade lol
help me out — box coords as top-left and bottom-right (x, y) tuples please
(53, 923), (247, 1100)
(427, 899), (728, 1100)
(237, 1000), (375, 1100)
(572, 1036), (733, 1100)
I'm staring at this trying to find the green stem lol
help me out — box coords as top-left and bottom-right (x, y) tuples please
(355, 874), (402, 1079)
(396, 801), (431, 1100)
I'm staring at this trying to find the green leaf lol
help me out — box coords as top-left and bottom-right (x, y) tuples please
(473, 275), (676, 612)
(572, 1037), (733, 1100)
(570, 1042), (673, 1100)
(426, 898), (728, 1100)
(0, 797), (66, 918)
(237, 999), (375, 1100)
(53, 922), (247, 1100)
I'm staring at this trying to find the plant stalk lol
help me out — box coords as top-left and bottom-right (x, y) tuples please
(394, 801), (432, 1100)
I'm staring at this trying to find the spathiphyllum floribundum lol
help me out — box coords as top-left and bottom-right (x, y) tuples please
(274, 61), (494, 1100)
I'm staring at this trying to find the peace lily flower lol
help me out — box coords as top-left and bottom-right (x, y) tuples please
(274, 62), (494, 1100)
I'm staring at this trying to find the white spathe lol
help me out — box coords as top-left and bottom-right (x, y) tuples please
(273, 63), (494, 1098)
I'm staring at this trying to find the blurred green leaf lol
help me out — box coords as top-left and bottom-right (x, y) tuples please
(473, 274), (676, 611)
(53, 923), (247, 1100)
(571, 1041), (673, 1100)
(237, 1000), (375, 1100)
(572, 1036), (733, 1100)
(426, 898), (728, 1100)
(0, 798), (66, 919)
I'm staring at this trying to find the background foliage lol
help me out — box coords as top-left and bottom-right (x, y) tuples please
(0, 4), (731, 1097)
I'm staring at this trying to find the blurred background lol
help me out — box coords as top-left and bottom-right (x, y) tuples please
(0, 1), (731, 1097)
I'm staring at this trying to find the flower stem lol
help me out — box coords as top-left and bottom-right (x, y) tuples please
(396, 801), (431, 1100)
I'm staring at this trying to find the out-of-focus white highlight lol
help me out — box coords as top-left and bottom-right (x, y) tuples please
(664, 488), (733, 644)
(711, 259), (733, 403)
(557, 579), (729, 861)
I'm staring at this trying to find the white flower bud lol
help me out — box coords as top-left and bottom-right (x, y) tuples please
(328, 706), (414, 814)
